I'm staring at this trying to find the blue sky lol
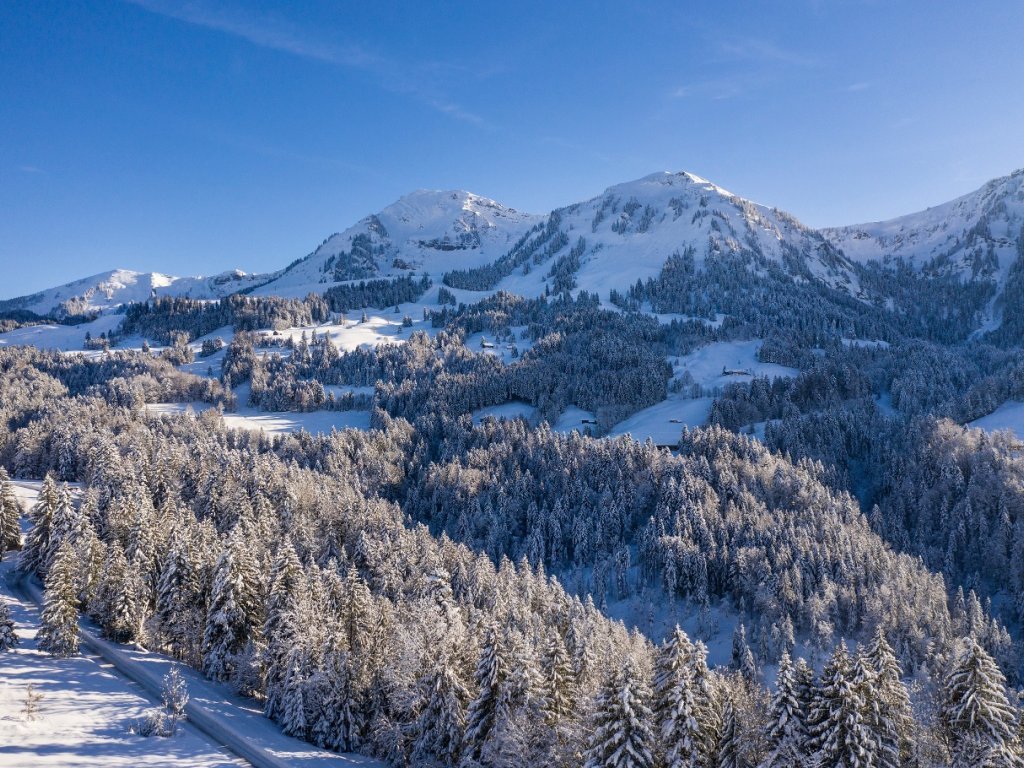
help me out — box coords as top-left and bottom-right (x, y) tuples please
(3, 1), (1023, 298)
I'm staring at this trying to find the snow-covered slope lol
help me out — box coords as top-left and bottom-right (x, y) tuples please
(493, 171), (861, 299)
(255, 189), (542, 298)
(822, 169), (1024, 326)
(822, 169), (1024, 274)
(0, 268), (268, 318)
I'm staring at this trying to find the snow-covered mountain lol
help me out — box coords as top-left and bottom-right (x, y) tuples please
(10, 169), (1024, 321)
(822, 169), (1024, 275)
(822, 168), (1024, 326)
(0, 268), (268, 318)
(490, 171), (860, 299)
(253, 189), (542, 298)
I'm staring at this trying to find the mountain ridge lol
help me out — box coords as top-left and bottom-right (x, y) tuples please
(5, 168), (1023, 329)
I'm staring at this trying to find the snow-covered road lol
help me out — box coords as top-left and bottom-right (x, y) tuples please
(6, 565), (382, 768)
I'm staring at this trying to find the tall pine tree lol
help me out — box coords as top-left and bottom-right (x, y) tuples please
(942, 638), (1024, 768)
(37, 541), (80, 657)
(585, 662), (656, 768)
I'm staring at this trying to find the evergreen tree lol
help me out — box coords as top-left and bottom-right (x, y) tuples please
(942, 638), (1024, 768)
(202, 533), (255, 681)
(156, 531), (199, 658)
(0, 597), (20, 651)
(864, 628), (914, 768)
(20, 475), (59, 576)
(540, 629), (575, 724)
(37, 541), (80, 657)
(464, 624), (508, 761)
(731, 624), (758, 684)
(654, 625), (710, 767)
(762, 651), (807, 768)
(280, 648), (308, 738)
(46, 483), (81, 575)
(0, 467), (22, 558)
(810, 643), (875, 768)
(584, 662), (656, 768)
(412, 660), (470, 767)
(264, 538), (303, 721)
(718, 697), (744, 768)
(97, 541), (141, 643)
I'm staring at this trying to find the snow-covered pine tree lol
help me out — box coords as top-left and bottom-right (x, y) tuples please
(37, 540), (80, 657)
(124, 495), (158, 607)
(540, 628), (575, 724)
(584, 661), (656, 768)
(762, 650), (808, 768)
(325, 646), (361, 753)
(0, 597), (20, 650)
(464, 624), (509, 761)
(264, 537), (303, 721)
(340, 564), (373, 656)
(863, 628), (914, 768)
(46, 483), (82, 575)
(202, 531), (257, 681)
(280, 647), (308, 739)
(717, 697), (743, 768)
(20, 474), (59, 576)
(156, 530), (199, 658)
(941, 637), (1024, 768)
(412, 660), (470, 767)
(654, 626), (704, 768)
(732, 623), (758, 684)
(691, 640), (723, 760)
(809, 643), (875, 768)
(0, 467), (22, 557)
(96, 541), (141, 643)
(849, 648), (896, 767)
(74, 520), (105, 609)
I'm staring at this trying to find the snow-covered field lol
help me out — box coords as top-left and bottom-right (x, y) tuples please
(146, 402), (371, 436)
(669, 339), (798, 391)
(969, 400), (1024, 441)
(0, 315), (124, 352)
(607, 396), (714, 445)
(550, 405), (597, 434)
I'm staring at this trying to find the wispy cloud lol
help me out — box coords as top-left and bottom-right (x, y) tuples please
(18, 165), (45, 174)
(716, 37), (818, 68)
(670, 76), (748, 101)
(125, 0), (488, 126)
(846, 82), (870, 92)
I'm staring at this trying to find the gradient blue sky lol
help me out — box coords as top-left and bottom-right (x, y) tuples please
(3, 1), (1023, 298)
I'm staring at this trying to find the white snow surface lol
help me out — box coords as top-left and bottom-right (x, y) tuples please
(1, 269), (266, 317)
(145, 399), (371, 436)
(969, 400), (1024, 442)
(0, 577), (245, 767)
(0, 314), (125, 351)
(255, 190), (542, 298)
(670, 339), (799, 390)
(607, 396), (714, 446)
